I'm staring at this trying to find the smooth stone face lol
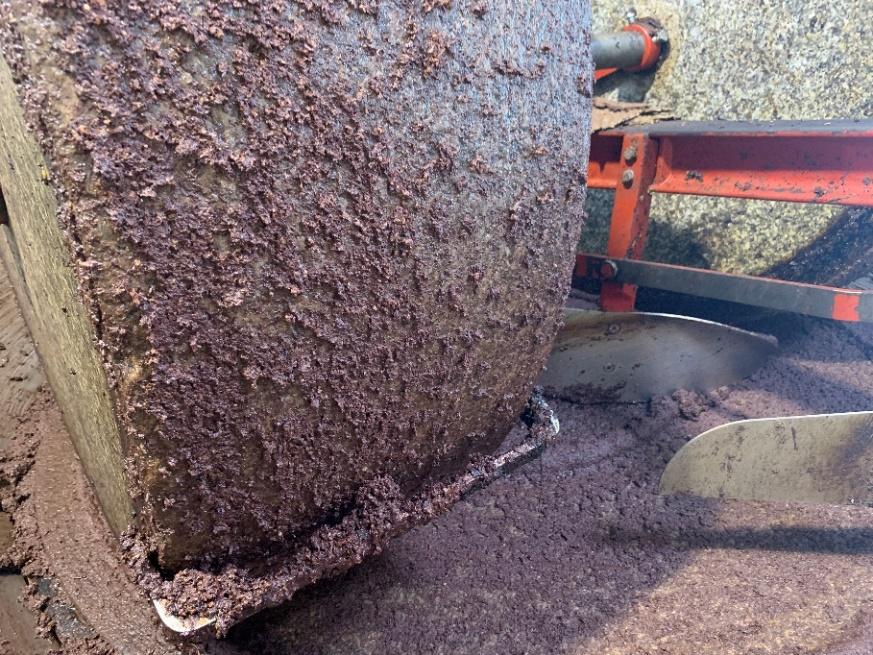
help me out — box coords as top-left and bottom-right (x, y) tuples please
(2, 1), (592, 570)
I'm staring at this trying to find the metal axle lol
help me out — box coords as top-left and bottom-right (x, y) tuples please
(592, 30), (651, 71)
(593, 17), (668, 80)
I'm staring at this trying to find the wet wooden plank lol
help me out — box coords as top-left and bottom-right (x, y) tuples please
(0, 55), (132, 535)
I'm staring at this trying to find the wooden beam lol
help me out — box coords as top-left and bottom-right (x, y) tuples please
(0, 55), (132, 534)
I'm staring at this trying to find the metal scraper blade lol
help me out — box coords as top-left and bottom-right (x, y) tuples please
(660, 412), (873, 506)
(152, 599), (216, 635)
(539, 310), (778, 404)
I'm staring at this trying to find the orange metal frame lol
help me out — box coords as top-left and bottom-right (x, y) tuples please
(579, 120), (873, 320)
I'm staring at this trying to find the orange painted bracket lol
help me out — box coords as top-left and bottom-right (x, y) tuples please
(581, 120), (873, 319)
(589, 120), (873, 206)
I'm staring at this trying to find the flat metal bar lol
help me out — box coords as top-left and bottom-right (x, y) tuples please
(597, 119), (873, 138)
(576, 253), (873, 323)
(588, 120), (873, 206)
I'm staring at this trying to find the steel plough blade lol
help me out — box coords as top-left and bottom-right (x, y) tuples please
(540, 309), (777, 404)
(660, 412), (873, 506)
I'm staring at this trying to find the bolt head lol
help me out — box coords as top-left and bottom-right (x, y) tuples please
(621, 169), (635, 187)
(623, 145), (638, 164)
(600, 260), (619, 279)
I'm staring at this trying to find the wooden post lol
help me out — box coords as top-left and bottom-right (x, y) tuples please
(0, 56), (133, 534)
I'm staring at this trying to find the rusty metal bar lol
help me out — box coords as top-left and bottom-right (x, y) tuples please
(576, 254), (873, 323)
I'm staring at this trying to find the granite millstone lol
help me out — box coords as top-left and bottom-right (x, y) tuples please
(0, 1), (592, 571)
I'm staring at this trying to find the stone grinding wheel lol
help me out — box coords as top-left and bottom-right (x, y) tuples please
(0, 0), (592, 575)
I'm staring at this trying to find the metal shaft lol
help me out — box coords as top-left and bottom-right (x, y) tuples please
(592, 31), (649, 71)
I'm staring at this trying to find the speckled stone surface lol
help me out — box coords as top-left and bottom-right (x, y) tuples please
(1, 0), (593, 574)
(584, 0), (873, 274)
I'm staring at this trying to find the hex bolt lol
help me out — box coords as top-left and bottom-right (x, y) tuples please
(623, 144), (638, 164)
(621, 169), (635, 187)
